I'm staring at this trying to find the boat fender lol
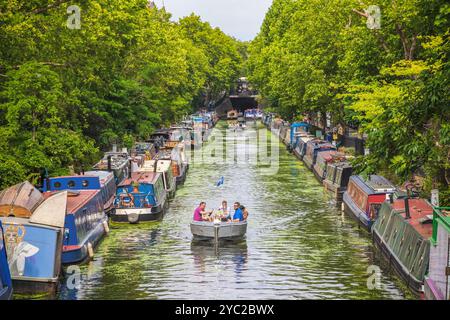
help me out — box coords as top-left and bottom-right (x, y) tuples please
(341, 202), (345, 212)
(87, 242), (94, 259)
(128, 212), (139, 224)
(103, 220), (110, 234)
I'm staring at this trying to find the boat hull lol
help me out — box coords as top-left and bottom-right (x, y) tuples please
(62, 216), (108, 264)
(111, 201), (167, 223)
(190, 221), (247, 241)
(12, 277), (59, 296)
(342, 192), (372, 231)
(0, 286), (12, 300)
(372, 228), (424, 296)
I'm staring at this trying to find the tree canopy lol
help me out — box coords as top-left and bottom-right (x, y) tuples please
(248, 0), (449, 204)
(0, 1), (242, 188)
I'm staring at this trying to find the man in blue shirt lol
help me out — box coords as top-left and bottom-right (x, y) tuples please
(229, 202), (244, 222)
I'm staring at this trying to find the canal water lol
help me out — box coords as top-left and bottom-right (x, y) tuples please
(56, 121), (412, 300)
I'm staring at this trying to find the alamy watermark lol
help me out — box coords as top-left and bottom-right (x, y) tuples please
(366, 5), (381, 30)
(367, 265), (381, 290)
(67, 5), (81, 29)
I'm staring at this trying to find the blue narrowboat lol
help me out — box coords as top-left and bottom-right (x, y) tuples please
(287, 122), (310, 151)
(43, 172), (116, 213)
(111, 172), (168, 223)
(0, 182), (66, 294)
(303, 140), (336, 170)
(42, 176), (108, 264)
(0, 220), (13, 300)
(342, 175), (396, 231)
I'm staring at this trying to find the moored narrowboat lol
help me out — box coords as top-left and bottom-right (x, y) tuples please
(0, 182), (66, 294)
(155, 144), (188, 186)
(343, 175), (396, 231)
(138, 160), (177, 199)
(303, 140), (336, 170)
(93, 151), (130, 185)
(372, 198), (433, 296)
(0, 220), (13, 300)
(43, 178), (108, 264)
(43, 172), (116, 214)
(112, 172), (168, 223)
(287, 122), (310, 151)
(293, 133), (315, 160)
(133, 142), (157, 160)
(424, 207), (450, 300)
(312, 151), (346, 183)
(323, 161), (353, 203)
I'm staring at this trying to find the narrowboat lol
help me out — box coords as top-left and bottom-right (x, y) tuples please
(43, 176), (108, 264)
(343, 175), (396, 231)
(43, 172), (116, 214)
(0, 220), (13, 300)
(312, 151), (345, 182)
(133, 142), (157, 160)
(191, 221), (248, 242)
(169, 126), (196, 149)
(292, 133), (315, 160)
(138, 160), (177, 199)
(112, 172), (168, 223)
(372, 198), (433, 296)
(93, 151), (130, 185)
(0, 182), (66, 294)
(323, 161), (353, 203)
(155, 144), (188, 186)
(303, 140), (336, 170)
(424, 207), (450, 300)
(287, 122), (310, 151)
(279, 123), (290, 145)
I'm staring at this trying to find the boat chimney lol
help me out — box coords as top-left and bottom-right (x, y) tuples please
(107, 155), (113, 172)
(404, 197), (411, 220)
(128, 159), (132, 179)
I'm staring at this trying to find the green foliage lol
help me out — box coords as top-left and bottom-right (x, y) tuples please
(0, 1), (243, 189)
(249, 0), (450, 202)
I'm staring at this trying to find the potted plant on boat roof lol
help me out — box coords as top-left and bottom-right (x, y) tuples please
(132, 181), (139, 193)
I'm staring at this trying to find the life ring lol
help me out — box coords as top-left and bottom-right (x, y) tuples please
(120, 193), (134, 207)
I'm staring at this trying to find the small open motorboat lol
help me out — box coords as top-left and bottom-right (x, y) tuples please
(190, 221), (247, 241)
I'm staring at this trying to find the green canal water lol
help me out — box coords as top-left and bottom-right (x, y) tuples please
(55, 121), (413, 300)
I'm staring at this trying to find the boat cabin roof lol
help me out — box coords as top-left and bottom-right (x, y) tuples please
(44, 190), (99, 215)
(391, 198), (434, 239)
(351, 175), (396, 195)
(138, 160), (172, 173)
(0, 181), (44, 218)
(118, 172), (161, 187)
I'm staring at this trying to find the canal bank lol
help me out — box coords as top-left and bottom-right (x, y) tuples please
(55, 121), (412, 300)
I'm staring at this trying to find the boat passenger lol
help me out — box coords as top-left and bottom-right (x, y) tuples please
(229, 202), (244, 222)
(219, 200), (231, 221)
(193, 202), (213, 222)
(240, 205), (249, 220)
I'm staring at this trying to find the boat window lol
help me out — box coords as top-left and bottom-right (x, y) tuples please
(68, 180), (76, 188)
(82, 180), (89, 188)
(53, 181), (62, 189)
